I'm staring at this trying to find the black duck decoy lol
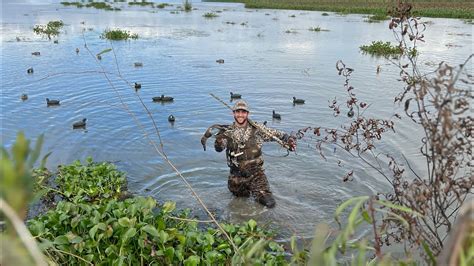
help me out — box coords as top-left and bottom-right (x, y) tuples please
(76, 48), (79, 54)
(168, 115), (175, 122)
(21, 94), (28, 101)
(347, 108), (354, 118)
(53, 40), (58, 44)
(134, 62), (143, 67)
(293, 97), (305, 104)
(46, 98), (60, 106)
(272, 110), (281, 119)
(230, 92), (241, 99)
(97, 54), (102, 60)
(216, 59), (225, 64)
(31, 52), (41, 56)
(134, 82), (141, 89)
(73, 118), (87, 129)
(27, 67), (34, 74)
(152, 95), (174, 102)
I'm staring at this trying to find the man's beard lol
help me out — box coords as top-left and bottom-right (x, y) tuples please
(234, 117), (247, 126)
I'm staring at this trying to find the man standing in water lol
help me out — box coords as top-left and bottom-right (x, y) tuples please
(211, 100), (296, 208)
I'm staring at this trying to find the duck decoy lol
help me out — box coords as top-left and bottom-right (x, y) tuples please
(293, 97), (305, 104)
(53, 40), (58, 44)
(21, 94), (28, 101)
(46, 98), (60, 106)
(216, 59), (225, 64)
(72, 118), (87, 129)
(263, 121), (268, 126)
(230, 92), (241, 99)
(347, 108), (354, 118)
(168, 115), (175, 122)
(27, 67), (34, 74)
(31, 51), (41, 56)
(76, 48), (80, 54)
(272, 110), (281, 119)
(134, 82), (141, 89)
(97, 54), (102, 60)
(160, 94), (174, 102)
(376, 65), (381, 74)
(134, 62), (143, 67)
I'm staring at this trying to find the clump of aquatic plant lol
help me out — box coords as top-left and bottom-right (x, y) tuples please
(156, 3), (170, 9)
(101, 28), (138, 40)
(308, 26), (329, 32)
(60, 2), (84, 8)
(184, 0), (192, 12)
(33, 20), (64, 40)
(128, 1), (154, 7)
(365, 13), (389, 22)
(360, 41), (402, 56)
(203, 12), (218, 18)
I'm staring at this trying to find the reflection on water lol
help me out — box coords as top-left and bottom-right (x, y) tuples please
(1, 1), (472, 240)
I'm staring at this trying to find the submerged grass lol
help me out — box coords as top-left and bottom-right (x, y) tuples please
(204, 0), (474, 19)
(101, 29), (138, 40)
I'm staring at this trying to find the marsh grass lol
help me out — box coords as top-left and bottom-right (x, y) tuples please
(365, 13), (389, 22)
(308, 26), (329, 32)
(157, 3), (170, 8)
(205, 0), (473, 19)
(360, 41), (404, 56)
(184, 0), (192, 12)
(128, 1), (155, 7)
(101, 29), (138, 40)
(203, 12), (219, 18)
(61, 1), (121, 11)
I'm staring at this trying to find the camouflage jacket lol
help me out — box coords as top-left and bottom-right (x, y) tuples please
(214, 121), (289, 174)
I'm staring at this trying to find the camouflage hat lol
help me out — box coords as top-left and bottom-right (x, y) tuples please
(232, 100), (250, 112)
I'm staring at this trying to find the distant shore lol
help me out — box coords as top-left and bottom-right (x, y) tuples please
(204, 0), (474, 19)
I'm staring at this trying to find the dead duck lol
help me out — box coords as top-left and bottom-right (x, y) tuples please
(168, 115), (175, 122)
(293, 97), (305, 104)
(272, 110), (281, 119)
(27, 67), (34, 74)
(134, 82), (141, 89)
(46, 98), (60, 106)
(230, 92), (241, 99)
(134, 62), (143, 67)
(216, 59), (225, 64)
(31, 51), (41, 56)
(72, 118), (87, 129)
(21, 94), (28, 101)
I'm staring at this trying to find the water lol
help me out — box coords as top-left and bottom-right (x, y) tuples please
(1, 1), (472, 240)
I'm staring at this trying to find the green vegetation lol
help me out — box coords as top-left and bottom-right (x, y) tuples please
(184, 0), (192, 12)
(33, 20), (64, 40)
(60, 1), (84, 8)
(61, 1), (120, 11)
(360, 41), (401, 56)
(157, 3), (171, 9)
(101, 29), (138, 40)
(128, 1), (154, 7)
(365, 13), (389, 22)
(308, 26), (329, 32)
(204, 0), (474, 19)
(203, 12), (219, 18)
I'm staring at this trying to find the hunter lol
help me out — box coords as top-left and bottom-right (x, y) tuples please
(209, 100), (296, 208)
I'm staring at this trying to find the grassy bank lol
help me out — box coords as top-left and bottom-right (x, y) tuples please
(204, 0), (474, 19)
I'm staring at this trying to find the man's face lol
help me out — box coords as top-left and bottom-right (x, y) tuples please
(233, 109), (249, 126)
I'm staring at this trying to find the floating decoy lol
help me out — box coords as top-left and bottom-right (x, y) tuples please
(272, 110), (281, 119)
(168, 115), (175, 122)
(134, 62), (143, 67)
(16, 37), (21, 42)
(263, 121), (267, 126)
(347, 108), (354, 118)
(293, 97), (305, 104)
(46, 98), (60, 106)
(53, 40), (58, 44)
(76, 48), (79, 54)
(134, 82), (141, 89)
(21, 94), (28, 101)
(27, 67), (34, 74)
(230, 92), (241, 99)
(376, 65), (381, 74)
(31, 52), (40, 56)
(216, 59), (225, 64)
(97, 54), (102, 60)
(72, 118), (87, 129)
(160, 94), (174, 102)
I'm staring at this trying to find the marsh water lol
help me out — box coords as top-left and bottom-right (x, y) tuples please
(1, 0), (472, 241)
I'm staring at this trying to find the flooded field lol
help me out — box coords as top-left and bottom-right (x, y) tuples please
(1, 0), (472, 240)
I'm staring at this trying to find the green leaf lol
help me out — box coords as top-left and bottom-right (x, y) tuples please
(141, 225), (159, 237)
(97, 48), (112, 56)
(164, 247), (175, 260)
(361, 210), (372, 224)
(162, 201), (176, 213)
(377, 200), (422, 216)
(247, 219), (257, 231)
(70, 236), (83, 244)
(184, 255), (200, 266)
(89, 224), (99, 240)
(54, 235), (69, 245)
(335, 196), (369, 225)
(159, 230), (169, 243)
(422, 241), (436, 265)
(122, 227), (137, 243)
(118, 217), (131, 227)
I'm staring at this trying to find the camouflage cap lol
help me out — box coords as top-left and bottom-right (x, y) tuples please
(232, 100), (250, 112)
